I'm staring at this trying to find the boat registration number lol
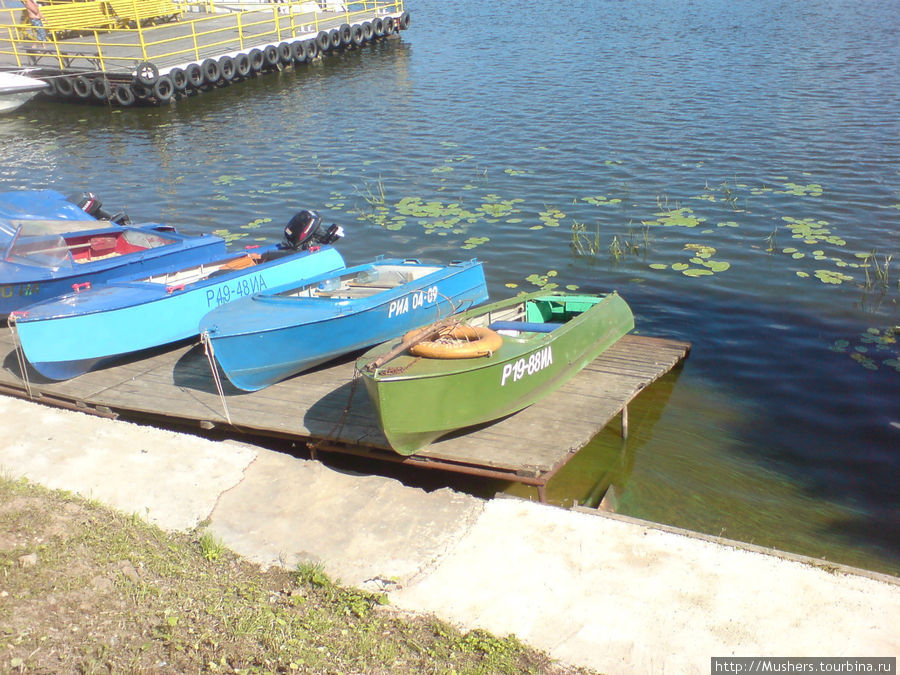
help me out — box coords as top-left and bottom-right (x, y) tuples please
(205, 274), (268, 307)
(0, 283), (40, 299)
(388, 285), (439, 318)
(501, 345), (553, 386)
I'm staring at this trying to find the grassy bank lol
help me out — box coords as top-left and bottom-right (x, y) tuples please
(0, 477), (591, 674)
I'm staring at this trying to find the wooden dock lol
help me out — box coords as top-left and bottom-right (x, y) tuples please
(0, 1), (409, 106)
(0, 330), (690, 499)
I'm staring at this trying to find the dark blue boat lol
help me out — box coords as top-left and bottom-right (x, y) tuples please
(1, 189), (226, 318)
(199, 258), (489, 391)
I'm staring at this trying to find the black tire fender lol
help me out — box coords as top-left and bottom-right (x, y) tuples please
(399, 11), (410, 29)
(90, 76), (111, 101)
(263, 45), (279, 67)
(113, 83), (135, 106)
(185, 63), (204, 88)
(153, 74), (174, 102)
(169, 67), (187, 91)
(201, 57), (221, 84)
(361, 21), (373, 41)
(133, 82), (153, 99)
(72, 75), (91, 99)
(134, 60), (159, 86)
(372, 17), (385, 37)
(290, 41), (307, 64)
(55, 76), (73, 97)
(316, 30), (330, 52)
(277, 42), (291, 63)
(328, 28), (341, 50)
(249, 48), (264, 72)
(218, 55), (235, 81)
(350, 24), (363, 46)
(339, 23), (351, 46)
(234, 53), (251, 78)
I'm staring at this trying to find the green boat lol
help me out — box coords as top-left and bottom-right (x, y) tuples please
(357, 291), (635, 455)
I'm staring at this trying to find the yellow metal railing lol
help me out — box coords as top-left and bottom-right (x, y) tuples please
(0, 0), (403, 73)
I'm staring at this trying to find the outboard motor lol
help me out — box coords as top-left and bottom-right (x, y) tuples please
(282, 210), (345, 250)
(316, 223), (344, 246)
(70, 191), (131, 225)
(74, 191), (106, 218)
(282, 209), (321, 250)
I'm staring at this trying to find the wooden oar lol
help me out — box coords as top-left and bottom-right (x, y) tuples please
(362, 316), (462, 371)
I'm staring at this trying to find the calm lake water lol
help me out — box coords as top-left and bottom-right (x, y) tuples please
(1, 0), (898, 574)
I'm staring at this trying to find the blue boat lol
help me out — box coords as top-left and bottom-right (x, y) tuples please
(10, 238), (346, 381)
(199, 258), (489, 392)
(1, 189), (227, 318)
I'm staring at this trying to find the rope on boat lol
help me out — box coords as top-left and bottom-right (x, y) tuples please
(362, 292), (465, 372)
(7, 315), (33, 400)
(200, 331), (232, 426)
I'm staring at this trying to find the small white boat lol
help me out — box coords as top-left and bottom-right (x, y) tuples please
(0, 71), (48, 113)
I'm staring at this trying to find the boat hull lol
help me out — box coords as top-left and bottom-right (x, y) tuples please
(200, 259), (489, 391)
(0, 72), (48, 113)
(13, 246), (345, 380)
(357, 292), (635, 455)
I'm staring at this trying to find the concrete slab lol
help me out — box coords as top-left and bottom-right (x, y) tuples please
(1, 393), (898, 674)
(391, 498), (900, 674)
(207, 450), (485, 588)
(0, 395), (256, 531)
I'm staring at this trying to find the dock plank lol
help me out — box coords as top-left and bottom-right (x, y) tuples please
(0, 331), (689, 480)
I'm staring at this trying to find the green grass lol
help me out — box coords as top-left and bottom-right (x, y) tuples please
(0, 477), (592, 674)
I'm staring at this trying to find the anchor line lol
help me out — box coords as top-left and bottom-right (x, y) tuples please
(201, 331), (232, 426)
(7, 316), (33, 399)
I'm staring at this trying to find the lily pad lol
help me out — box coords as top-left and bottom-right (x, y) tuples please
(703, 260), (731, 272)
(643, 207), (706, 228)
(814, 269), (853, 284)
(581, 195), (622, 207)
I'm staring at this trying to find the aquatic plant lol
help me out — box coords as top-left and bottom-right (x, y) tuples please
(765, 226), (778, 252)
(211, 229), (249, 244)
(642, 206), (706, 229)
(213, 175), (246, 186)
(570, 221), (601, 257)
(581, 195), (622, 207)
(524, 270), (559, 291)
(461, 236), (490, 250)
(828, 327), (900, 373)
(781, 216), (845, 246)
(649, 244), (730, 278)
(859, 251), (892, 292)
(312, 154), (346, 176)
(354, 178), (386, 208)
(241, 217), (271, 230)
(533, 207), (566, 230)
(777, 182), (823, 197)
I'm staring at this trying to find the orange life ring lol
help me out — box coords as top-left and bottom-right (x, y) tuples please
(406, 325), (503, 359)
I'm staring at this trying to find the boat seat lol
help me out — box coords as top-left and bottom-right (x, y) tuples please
(488, 321), (558, 333)
(89, 236), (118, 256)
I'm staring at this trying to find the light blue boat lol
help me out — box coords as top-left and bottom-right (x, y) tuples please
(11, 243), (346, 380)
(199, 258), (489, 391)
